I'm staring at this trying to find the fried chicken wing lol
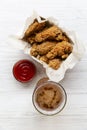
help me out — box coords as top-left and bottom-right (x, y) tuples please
(25, 21), (47, 37)
(61, 54), (69, 59)
(35, 25), (62, 42)
(39, 55), (49, 63)
(56, 34), (69, 42)
(30, 43), (38, 57)
(30, 41), (56, 56)
(26, 35), (35, 44)
(37, 41), (56, 55)
(49, 59), (62, 70)
(46, 41), (73, 59)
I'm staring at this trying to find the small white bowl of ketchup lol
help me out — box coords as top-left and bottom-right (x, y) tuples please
(13, 59), (36, 83)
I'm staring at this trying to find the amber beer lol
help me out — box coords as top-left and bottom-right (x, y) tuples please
(32, 78), (67, 115)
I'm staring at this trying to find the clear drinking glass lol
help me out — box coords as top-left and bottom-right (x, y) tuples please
(32, 78), (67, 116)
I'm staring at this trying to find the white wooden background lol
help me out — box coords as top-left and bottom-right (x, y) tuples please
(0, 0), (87, 130)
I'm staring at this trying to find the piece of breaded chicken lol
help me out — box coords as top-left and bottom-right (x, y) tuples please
(61, 54), (69, 59)
(28, 30), (68, 45)
(27, 35), (35, 44)
(35, 25), (62, 42)
(24, 21), (47, 37)
(30, 41), (56, 56)
(30, 43), (38, 57)
(39, 55), (49, 63)
(49, 59), (62, 70)
(56, 33), (69, 42)
(46, 41), (73, 59)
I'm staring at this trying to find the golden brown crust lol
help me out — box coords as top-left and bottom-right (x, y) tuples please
(39, 55), (49, 63)
(37, 41), (56, 55)
(27, 35), (35, 44)
(30, 44), (38, 57)
(46, 41), (73, 59)
(24, 21), (47, 37)
(35, 25), (62, 42)
(30, 41), (56, 56)
(56, 34), (69, 42)
(61, 54), (69, 59)
(49, 59), (62, 70)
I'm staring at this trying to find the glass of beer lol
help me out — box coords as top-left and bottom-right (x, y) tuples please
(32, 78), (67, 116)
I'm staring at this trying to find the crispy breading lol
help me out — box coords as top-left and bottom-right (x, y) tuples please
(27, 35), (35, 44)
(35, 25), (62, 42)
(56, 34), (69, 42)
(30, 41), (56, 56)
(37, 41), (56, 55)
(61, 54), (69, 59)
(30, 44), (38, 57)
(46, 41), (73, 59)
(39, 55), (49, 63)
(58, 41), (73, 54)
(25, 21), (47, 37)
(49, 59), (62, 70)
(46, 45), (64, 59)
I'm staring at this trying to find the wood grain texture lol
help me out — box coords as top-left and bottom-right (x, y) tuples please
(0, 0), (87, 130)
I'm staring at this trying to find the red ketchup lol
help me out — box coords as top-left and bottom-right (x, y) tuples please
(13, 59), (36, 82)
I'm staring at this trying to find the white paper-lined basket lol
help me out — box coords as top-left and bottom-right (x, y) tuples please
(7, 11), (85, 82)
